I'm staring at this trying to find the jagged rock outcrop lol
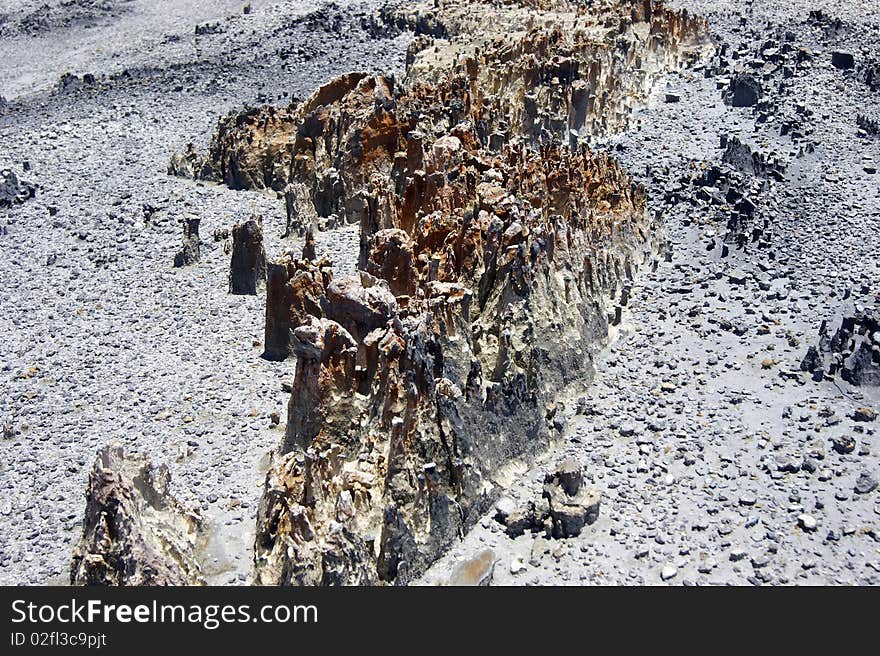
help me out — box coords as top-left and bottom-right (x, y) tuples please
(252, 74), (663, 585)
(802, 309), (880, 386)
(167, 143), (202, 179)
(202, 103), (301, 191)
(70, 445), (204, 586)
(248, 0), (709, 587)
(169, 1), (710, 197)
(263, 238), (333, 361)
(678, 133), (787, 245)
(173, 215), (200, 267)
(229, 217), (267, 295)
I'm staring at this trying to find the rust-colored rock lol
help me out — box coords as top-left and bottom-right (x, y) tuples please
(263, 243), (333, 361)
(248, 0), (709, 587)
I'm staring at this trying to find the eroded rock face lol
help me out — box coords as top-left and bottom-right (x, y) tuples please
(70, 445), (204, 586)
(202, 103), (302, 191)
(249, 0), (708, 587)
(229, 217), (267, 295)
(263, 238), (333, 361)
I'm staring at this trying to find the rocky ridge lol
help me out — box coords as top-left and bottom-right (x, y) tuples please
(72, 0), (710, 586)
(245, 0), (709, 587)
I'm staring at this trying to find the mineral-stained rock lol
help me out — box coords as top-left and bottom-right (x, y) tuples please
(250, 0), (706, 587)
(263, 245), (333, 361)
(832, 436), (856, 455)
(448, 548), (496, 586)
(254, 132), (650, 582)
(253, 450), (378, 586)
(283, 182), (318, 238)
(173, 215), (200, 268)
(70, 445), (204, 586)
(229, 217), (267, 295)
(201, 103), (302, 191)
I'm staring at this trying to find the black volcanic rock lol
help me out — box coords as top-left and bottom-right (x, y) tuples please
(725, 74), (762, 107)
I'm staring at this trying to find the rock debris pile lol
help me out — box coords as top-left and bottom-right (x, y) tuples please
(495, 457), (600, 539)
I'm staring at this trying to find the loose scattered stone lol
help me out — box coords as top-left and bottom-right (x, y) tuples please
(797, 514), (818, 532)
(854, 472), (878, 495)
(661, 565), (678, 581)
